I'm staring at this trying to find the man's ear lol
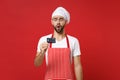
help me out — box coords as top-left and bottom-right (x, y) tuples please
(51, 19), (53, 24)
(65, 20), (68, 25)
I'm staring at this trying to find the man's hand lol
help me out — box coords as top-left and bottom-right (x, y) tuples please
(34, 42), (49, 67)
(40, 42), (49, 54)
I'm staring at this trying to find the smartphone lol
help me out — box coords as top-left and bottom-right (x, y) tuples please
(47, 38), (56, 43)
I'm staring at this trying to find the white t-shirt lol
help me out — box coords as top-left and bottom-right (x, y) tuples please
(37, 34), (81, 64)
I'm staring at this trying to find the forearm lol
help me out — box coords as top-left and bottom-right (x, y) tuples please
(34, 52), (45, 67)
(75, 64), (83, 80)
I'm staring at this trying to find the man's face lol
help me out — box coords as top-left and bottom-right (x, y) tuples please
(51, 15), (67, 34)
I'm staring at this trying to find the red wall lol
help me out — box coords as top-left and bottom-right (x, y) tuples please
(0, 0), (120, 80)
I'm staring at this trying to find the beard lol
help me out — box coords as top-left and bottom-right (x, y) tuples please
(53, 25), (65, 34)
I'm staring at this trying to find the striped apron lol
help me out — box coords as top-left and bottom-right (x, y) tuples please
(45, 35), (74, 80)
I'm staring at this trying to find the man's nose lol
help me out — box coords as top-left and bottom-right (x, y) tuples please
(56, 19), (60, 23)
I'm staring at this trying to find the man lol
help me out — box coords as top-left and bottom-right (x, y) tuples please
(34, 7), (83, 80)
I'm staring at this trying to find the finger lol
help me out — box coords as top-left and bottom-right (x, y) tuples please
(42, 44), (49, 48)
(42, 43), (49, 47)
(43, 42), (48, 45)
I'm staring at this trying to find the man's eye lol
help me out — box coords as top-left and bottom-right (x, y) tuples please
(60, 18), (64, 21)
(53, 18), (57, 21)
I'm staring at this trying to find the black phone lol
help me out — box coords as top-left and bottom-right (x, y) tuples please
(47, 38), (56, 43)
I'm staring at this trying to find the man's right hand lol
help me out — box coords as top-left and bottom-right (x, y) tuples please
(34, 42), (49, 67)
(40, 42), (49, 54)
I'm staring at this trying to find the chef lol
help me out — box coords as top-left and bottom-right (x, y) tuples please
(34, 6), (83, 80)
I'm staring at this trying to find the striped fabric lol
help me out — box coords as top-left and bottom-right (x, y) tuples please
(45, 35), (74, 80)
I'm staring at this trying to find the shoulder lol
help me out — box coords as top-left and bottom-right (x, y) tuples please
(38, 34), (52, 42)
(67, 35), (80, 48)
(67, 35), (79, 42)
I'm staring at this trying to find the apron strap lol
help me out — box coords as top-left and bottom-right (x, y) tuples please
(50, 34), (70, 48)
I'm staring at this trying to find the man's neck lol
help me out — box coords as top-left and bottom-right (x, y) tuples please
(53, 31), (66, 41)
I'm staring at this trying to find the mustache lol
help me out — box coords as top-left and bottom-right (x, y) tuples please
(56, 24), (60, 26)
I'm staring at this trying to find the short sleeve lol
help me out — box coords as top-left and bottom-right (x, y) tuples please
(37, 37), (45, 53)
(72, 38), (81, 56)
(37, 38), (41, 53)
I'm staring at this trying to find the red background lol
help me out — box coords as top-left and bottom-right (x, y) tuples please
(0, 0), (120, 80)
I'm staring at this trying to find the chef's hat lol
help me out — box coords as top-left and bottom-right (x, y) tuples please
(52, 7), (70, 24)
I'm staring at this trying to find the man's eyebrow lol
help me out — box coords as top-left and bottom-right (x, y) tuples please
(60, 17), (64, 19)
(53, 18), (57, 19)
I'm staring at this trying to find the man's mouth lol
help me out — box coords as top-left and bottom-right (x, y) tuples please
(56, 25), (61, 29)
(57, 25), (60, 27)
